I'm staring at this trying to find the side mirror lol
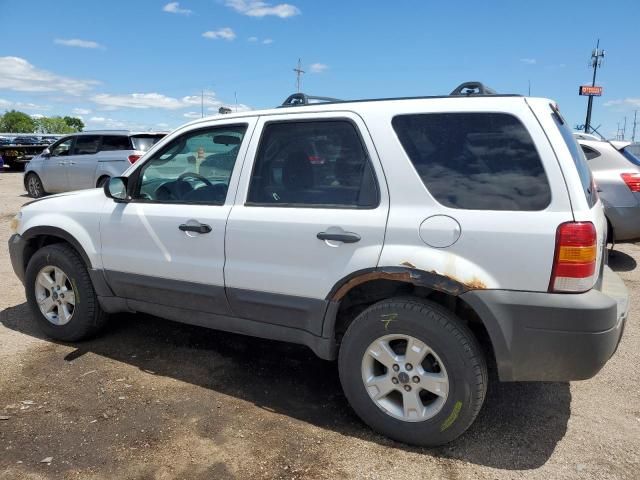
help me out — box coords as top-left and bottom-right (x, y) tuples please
(104, 177), (129, 202)
(42, 148), (51, 158)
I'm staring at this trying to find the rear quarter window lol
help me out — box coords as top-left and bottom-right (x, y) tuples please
(392, 112), (551, 211)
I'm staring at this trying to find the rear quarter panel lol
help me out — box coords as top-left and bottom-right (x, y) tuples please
(357, 97), (574, 292)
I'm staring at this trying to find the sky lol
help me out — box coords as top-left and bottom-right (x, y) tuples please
(1, 0), (639, 139)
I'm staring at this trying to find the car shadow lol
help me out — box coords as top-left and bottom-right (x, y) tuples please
(608, 249), (637, 272)
(0, 302), (570, 470)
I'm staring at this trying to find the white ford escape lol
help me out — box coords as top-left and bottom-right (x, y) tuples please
(9, 86), (629, 446)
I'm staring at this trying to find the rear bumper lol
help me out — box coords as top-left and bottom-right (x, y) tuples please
(461, 266), (628, 382)
(606, 205), (640, 242)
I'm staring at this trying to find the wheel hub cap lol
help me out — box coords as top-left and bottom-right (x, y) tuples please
(34, 265), (76, 326)
(361, 333), (449, 422)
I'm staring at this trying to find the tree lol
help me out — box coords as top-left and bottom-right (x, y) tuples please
(0, 110), (37, 133)
(35, 117), (75, 134)
(63, 116), (84, 132)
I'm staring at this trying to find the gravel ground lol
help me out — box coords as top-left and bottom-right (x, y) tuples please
(0, 171), (638, 480)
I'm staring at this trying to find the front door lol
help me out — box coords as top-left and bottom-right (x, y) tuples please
(224, 112), (389, 335)
(42, 136), (74, 192)
(99, 119), (256, 315)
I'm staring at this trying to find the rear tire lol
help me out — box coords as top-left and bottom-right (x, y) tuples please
(25, 172), (46, 198)
(338, 297), (487, 447)
(25, 244), (108, 341)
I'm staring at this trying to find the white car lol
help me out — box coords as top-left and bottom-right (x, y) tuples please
(8, 86), (629, 446)
(23, 131), (166, 198)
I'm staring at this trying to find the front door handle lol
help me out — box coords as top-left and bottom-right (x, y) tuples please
(68, 161), (76, 165)
(179, 223), (212, 234)
(57, 161), (67, 166)
(317, 231), (361, 243)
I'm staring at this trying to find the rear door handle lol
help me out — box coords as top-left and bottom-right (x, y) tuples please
(179, 223), (212, 234)
(317, 231), (361, 243)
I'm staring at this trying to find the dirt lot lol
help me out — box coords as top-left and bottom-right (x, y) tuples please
(0, 171), (638, 480)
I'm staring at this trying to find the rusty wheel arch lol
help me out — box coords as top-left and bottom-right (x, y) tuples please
(326, 266), (477, 302)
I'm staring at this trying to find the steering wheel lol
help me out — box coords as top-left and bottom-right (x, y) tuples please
(177, 172), (213, 187)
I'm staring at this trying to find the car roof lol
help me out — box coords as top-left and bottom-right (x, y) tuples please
(181, 94), (537, 129)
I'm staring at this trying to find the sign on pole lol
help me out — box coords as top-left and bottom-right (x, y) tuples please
(579, 85), (603, 96)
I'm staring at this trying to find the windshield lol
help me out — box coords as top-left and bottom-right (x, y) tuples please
(131, 134), (165, 152)
(621, 147), (640, 167)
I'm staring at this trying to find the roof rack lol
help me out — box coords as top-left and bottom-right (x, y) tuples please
(449, 81), (497, 96)
(280, 93), (343, 107)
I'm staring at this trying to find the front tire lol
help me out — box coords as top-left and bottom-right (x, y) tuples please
(25, 244), (108, 341)
(25, 172), (46, 198)
(338, 297), (487, 447)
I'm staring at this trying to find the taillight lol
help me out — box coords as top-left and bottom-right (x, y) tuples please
(549, 222), (597, 293)
(621, 173), (640, 192)
(308, 155), (324, 165)
(128, 154), (141, 164)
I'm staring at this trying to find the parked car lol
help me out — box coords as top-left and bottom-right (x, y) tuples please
(23, 131), (166, 198)
(576, 137), (640, 242)
(9, 87), (628, 447)
(13, 136), (41, 145)
(0, 136), (12, 145)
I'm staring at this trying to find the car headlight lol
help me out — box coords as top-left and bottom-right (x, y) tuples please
(10, 212), (22, 233)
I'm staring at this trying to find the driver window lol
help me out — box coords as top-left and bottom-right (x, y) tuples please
(134, 125), (247, 205)
(50, 138), (73, 157)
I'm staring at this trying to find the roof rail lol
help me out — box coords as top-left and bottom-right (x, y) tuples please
(280, 93), (343, 107)
(449, 81), (497, 96)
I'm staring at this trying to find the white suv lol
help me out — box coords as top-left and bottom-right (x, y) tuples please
(8, 90), (629, 446)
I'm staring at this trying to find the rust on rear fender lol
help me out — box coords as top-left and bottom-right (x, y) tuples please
(329, 266), (486, 301)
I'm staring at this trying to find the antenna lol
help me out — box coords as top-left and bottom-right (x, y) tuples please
(293, 58), (305, 93)
(632, 110), (638, 143)
(583, 39), (605, 134)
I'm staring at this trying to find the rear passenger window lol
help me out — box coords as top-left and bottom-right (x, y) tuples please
(72, 135), (101, 155)
(247, 121), (379, 208)
(392, 113), (551, 211)
(101, 135), (131, 151)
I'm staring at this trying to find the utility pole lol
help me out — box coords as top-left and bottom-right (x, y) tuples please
(528, 80), (531, 96)
(293, 58), (305, 93)
(623, 116), (627, 140)
(201, 89), (204, 118)
(632, 110), (638, 143)
(584, 39), (605, 133)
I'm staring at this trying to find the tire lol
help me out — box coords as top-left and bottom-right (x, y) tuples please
(25, 243), (108, 342)
(96, 176), (110, 188)
(338, 297), (487, 447)
(25, 172), (46, 198)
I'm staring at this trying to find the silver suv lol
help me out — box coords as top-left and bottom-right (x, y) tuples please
(23, 130), (166, 198)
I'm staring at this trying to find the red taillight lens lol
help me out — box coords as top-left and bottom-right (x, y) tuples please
(128, 154), (141, 164)
(621, 173), (640, 192)
(549, 222), (597, 293)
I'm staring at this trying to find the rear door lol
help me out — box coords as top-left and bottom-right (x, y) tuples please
(224, 111), (389, 335)
(67, 135), (101, 190)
